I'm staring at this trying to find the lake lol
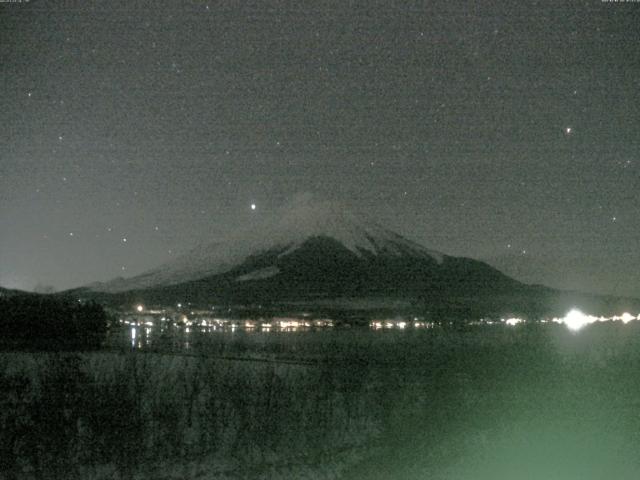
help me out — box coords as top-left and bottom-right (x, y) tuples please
(4, 320), (640, 479)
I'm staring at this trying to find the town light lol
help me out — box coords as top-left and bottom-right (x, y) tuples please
(564, 309), (589, 331)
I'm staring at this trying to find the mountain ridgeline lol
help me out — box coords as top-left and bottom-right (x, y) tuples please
(73, 202), (640, 320)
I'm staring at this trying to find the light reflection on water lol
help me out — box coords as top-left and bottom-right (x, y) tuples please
(117, 318), (433, 347)
(113, 309), (640, 351)
(118, 320), (338, 350)
(115, 316), (344, 349)
(113, 318), (461, 352)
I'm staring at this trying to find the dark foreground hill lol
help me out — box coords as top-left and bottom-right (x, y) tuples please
(0, 292), (107, 350)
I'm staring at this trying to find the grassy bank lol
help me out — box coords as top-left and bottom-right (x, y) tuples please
(0, 350), (386, 480)
(3, 323), (640, 479)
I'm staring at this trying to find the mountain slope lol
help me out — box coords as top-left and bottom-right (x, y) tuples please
(72, 198), (640, 318)
(484, 252), (640, 299)
(77, 199), (526, 310)
(89, 199), (447, 294)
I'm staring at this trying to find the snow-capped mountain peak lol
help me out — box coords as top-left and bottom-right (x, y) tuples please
(271, 199), (442, 259)
(89, 196), (443, 293)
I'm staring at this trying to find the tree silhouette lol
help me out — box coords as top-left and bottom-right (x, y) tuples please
(0, 295), (107, 350)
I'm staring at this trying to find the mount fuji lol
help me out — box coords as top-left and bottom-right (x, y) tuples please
(91, 199), (449, 293)
(73, 197), (639, 318)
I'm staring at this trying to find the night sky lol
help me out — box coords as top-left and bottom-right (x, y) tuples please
(2, 0), (639, 296)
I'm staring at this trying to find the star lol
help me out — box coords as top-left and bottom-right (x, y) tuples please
(564, 127), (573, 135)
(122, 237), (127, 242)
(251, 203), (256, 210)
(27, 92), (32, 98)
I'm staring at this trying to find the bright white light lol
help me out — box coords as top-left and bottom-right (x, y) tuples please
(251, 203), (256, 210)
(505, 317), (523, 326)
(564, 309), (589, 331)
(620, 312), (634, 324)
(130, 327), (137, 347)
(136, 304), (144, 312)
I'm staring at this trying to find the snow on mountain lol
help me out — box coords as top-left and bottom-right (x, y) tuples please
(89, 196), (444, 293)
(267, 197), (444, 261)
(236, 266), (281, 282)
